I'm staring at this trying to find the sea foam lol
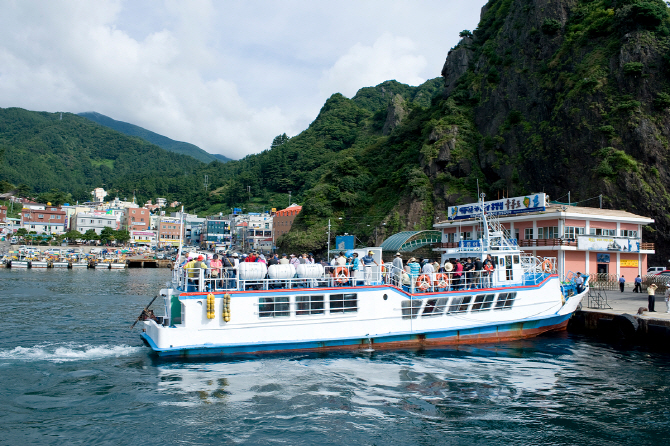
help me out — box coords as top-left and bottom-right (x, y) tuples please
(0, 343), (145, 363)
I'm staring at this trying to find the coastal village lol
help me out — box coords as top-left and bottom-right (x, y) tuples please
(0, 187), (301, 254)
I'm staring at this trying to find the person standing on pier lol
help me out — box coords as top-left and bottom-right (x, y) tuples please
(647, 282), (658, 312)
(618, 275), (625, 292)
(633, 275), (642, 293)
(665, 284), (670, 314)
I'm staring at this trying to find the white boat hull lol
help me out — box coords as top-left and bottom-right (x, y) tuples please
(110, 263), (127, 269)
(95, 263), (110, 269)
(71, 262), (89, 268)
(52, 262), (69, 268)
(11, 261), (29, 268)
(141, 276), (585, 357)
(31, 261), (48, 268)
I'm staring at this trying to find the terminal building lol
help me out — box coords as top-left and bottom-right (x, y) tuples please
(433, 193), (655, 281)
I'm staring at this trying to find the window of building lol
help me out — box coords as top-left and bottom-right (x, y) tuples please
(620, 229), (638, 238)
(329, 293), (357, 313)
(537, 227), (559, 239)
(401, 299), (422, 319)
(445, 233), (456, 243)
(524, 228), (534, 240)
(460, 232), (472, 240)
(38, 214), (43, 218)
(589, 228), (616, 236)
(421, 298), (449, 317)
(564, 226), (585, 239)
(258, 296), (290, 318)
(471, 294), (495, 311)
(296, 295), (325, 316)
(448, 296), (472, 314)
(494, 292), (516, 310)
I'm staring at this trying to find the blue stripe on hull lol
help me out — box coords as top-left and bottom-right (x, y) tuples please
(143, 313), (572, 358)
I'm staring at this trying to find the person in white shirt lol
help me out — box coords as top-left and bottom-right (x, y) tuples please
(421, 259), (435, 274)
(575, 272), (584, 294)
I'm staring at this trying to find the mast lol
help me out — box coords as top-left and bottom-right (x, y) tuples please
(480, 193), (488, 259)
(176, 206), (185, 266)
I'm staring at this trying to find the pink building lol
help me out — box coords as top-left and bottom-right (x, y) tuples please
(435, 201), (654, 281)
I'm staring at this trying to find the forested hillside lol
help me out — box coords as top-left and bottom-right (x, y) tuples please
(78, 112), (231, 164)
(0, 108), (208, 204)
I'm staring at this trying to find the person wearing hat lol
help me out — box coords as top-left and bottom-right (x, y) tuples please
(279, 253), (289, 265)
(648, 281), (658, 312)
(443, 259), (454, 290)
(407, 257), (421, 284)
(351, 252), (361, 285)
(184, 254), (208, 291)
(289, 253), (300, 269)
(361, 250), (379, 285)
(392, 252), (403, 286)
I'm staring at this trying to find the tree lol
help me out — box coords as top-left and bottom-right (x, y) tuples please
(64, 230), (83, 242)
(15, 228), (28, 237)
(16, 184), (31, 198)
(459, 30), (473, 38)
(100, 227), (116, 244)
(83, 229), (99, 242)
(114, 229), (130, 245)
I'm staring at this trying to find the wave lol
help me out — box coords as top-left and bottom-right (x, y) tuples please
(0, 343), (145, 363)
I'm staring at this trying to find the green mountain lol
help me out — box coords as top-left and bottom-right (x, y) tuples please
(0, 107), (208, 204)
(77, 111), (231, 164)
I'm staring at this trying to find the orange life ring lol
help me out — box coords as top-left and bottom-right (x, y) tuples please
(541, 259), (553, 273)
(335, 266), (350, 284)
(416, 274), (431, 291)
(433, 273), (448, 288)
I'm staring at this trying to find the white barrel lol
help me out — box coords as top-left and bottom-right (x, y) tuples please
(296, 264), (324, 279)
(238, 262), (268, 280)
(267, 264), (295, 279)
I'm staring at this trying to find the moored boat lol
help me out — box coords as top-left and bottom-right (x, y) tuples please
(138, 197), (588, 358)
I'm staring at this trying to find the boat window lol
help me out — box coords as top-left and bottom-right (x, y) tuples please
(498, 257), (505, 267)
(401, 299), (422, 319)
(421, 298), (449, 317)
(494, 292), (516, 310)
(296, 295), (325, 316)
(258, 296), (290, 318)
(329, 293), (357, 314)
(513, 255), (520, 264)
(471, 294), (495, 311)
(447, 296), (472, 314)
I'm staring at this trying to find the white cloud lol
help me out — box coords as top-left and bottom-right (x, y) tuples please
(319, 34), (428, 98)
(0, 0), (487, 160)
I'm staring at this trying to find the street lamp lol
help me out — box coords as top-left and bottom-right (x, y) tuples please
(327, 217), (342, 260)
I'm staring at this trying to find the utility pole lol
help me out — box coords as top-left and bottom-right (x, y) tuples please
(327, 219), (331, 260)
(204, 175), (209, 193)
(247, 185), (251, 202)
(288, 191), (291, 207)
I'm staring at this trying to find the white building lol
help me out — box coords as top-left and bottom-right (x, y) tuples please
(130, 230), (157, 245)
(91, 188), (108, 202)
(73, 213), (117, 235)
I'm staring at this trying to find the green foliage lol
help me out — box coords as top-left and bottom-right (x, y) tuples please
(594, 147), (639, 180)
(598, 125), (617, 137)
(83, 229), (99, 241)
(486, 67), (500, 84)
(459, 30), (473, 38)
(541, 18), (562, 35)
(654, 92), (670, 108)
(64, 230), (83, 241)
(623, 62), (644, 75)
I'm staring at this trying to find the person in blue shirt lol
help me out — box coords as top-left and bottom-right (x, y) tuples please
(618, 275), (625, 292)
(351, 253), (361, 285)
(633, 275), (642, 293)
(361, 250), (378, 285)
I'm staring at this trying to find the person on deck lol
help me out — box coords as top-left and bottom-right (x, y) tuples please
(483, 254), (495, 288)
(289, 254), (300, 269)
(393, 252), (404, 286)
(474, 257), (484, 289)
(463, 258), (474, 289)
(336, 252), (347, 266)
(351, 253), (361, 285)
(361, 250), (379, 285)
(279, 253), (289, 265)
(454, 260), (464, 290)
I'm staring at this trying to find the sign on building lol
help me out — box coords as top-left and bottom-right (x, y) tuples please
(447, 193), (546, 220)
(577, 236), (640, 253)
(620, 259), (639, 267)
(336, 235), (354, 250)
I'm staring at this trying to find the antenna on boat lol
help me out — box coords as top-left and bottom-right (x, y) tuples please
(480, 193), (488, 259)
(175, 206), (185, 267)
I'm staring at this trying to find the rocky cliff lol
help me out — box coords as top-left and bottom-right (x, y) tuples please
(426, 0), (670, 261)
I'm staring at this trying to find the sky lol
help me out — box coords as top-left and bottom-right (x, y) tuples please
(0, 0), (487, 160)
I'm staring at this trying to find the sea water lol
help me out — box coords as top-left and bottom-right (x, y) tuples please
(0, 268), (669, 445)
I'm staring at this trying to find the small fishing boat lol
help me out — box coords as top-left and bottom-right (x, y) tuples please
(52, 260), (69, 268)
(137, 198), (588, 358)
(10, 259), (29, 268)
(30, 259), (48, 268)
(94, 262), (110, 269)
(70, 261), (89, 268)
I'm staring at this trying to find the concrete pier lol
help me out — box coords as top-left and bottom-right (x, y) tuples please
(568, 288), (670, 349)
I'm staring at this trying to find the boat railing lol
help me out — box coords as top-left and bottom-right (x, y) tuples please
(172, 264), (386, 293)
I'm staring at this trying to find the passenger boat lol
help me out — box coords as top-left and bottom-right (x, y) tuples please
(10, 259), (29, 268)
(138, 198), (588, 358)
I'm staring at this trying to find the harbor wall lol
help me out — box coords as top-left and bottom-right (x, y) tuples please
(568, 310), (670, 350)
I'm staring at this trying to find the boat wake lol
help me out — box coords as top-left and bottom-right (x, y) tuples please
(0, 343), (145, 363)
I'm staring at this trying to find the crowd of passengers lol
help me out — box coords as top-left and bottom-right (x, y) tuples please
(178, 250), (496, 292)
(391, 252), (497, 291)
